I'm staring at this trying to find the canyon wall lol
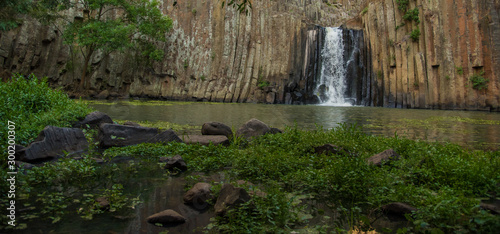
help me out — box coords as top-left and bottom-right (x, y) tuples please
(358, 0), (500, 111)
(0, 0), (351, 104)
(0, 0), (499, 111)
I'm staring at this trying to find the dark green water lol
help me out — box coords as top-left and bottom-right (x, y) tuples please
(90, 101), (500, 149)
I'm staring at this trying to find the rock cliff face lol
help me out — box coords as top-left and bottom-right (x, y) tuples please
(358, 0), (500, 111)
(0, 0), (499, 111)
(0, 0), (351, 104)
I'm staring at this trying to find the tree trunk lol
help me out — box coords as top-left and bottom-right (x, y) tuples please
(79, 46), (94, 91)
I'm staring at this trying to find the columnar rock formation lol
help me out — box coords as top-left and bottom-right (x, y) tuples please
(357, 0), (500, 111)
(0, 0), (499, 111)
(0, 0), (351, 104)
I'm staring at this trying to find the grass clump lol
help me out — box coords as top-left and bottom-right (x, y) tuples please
(410, 28), (421, 42)
(102, 124), (499, 233)
(470, 70), (489, 90)
(0, 74), (93, 146)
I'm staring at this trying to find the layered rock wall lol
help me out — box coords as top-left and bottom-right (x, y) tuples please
(0, 0), (351, 104)
(1, 0), (499, 111)
(359, 0), (500, 111)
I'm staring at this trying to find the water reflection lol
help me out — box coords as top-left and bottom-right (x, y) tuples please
(91, 101), (500, 149)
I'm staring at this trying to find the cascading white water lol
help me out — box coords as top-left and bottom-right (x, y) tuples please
(315, 27), (351, 106)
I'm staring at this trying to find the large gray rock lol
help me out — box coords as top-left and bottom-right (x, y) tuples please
(214, 184), (251, 216)
(201, 122), (233, 138)
(183, 135), (229, 146)
(146, 209), (186, 225)
(164, 155), (187, 171)
(183, 182), (213, 209)
(381, 202), (417, 216)
(236, 118), (271, 140)
(73, 111), (113, 129)
(98, 123), (182, 148)
(366, 149), (401, 166)
(22, 126), (89, 163)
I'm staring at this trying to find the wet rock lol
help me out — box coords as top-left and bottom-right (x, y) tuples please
(95, 90), (110, 99)
(183, 182), (213, 209)
(14, 161), (34, 170)
(98, 124), (182, 148)
(236, 118), (271, 140)
(314, 144), (356, 157)
(215, 184), (251, 216)
(381, 202), (417, 216)
(96, 197), (110, 210)
(22, 126), (89, 163)
(480, 201), (500, 214)
(123, 121), (141, 127)
(183, 135), (229, 146)
(366, 149), (401, 166)
(147, 129), (183, 144)
(266, 92), (276, 104)
(73, 111), (113, 129)
(92, 158), (105, 164)
(146, 209), (186, 225)
(236, 180), (267, 197)
(13, 144), (26, 161)
(164, 155), (187, 171)
(268, 127), (283, 134)
(201, 122), (233, 138)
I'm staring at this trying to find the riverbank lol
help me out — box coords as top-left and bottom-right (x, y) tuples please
(1, 75), (499, 233)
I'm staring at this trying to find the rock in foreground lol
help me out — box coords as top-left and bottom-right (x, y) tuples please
(214, 184), (251, 216)
(366, 149), (401, 166)
(98, 123), (182, 148)
(22, 126), (88, 163)
(146, 209), (186, 226)
(183, 182), (213, 209)
(201, 122), (233, 138)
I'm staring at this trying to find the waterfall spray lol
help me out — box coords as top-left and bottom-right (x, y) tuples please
(315, 27), (351, 106)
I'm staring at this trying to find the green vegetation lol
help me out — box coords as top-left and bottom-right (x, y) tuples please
(410, 28), (421, 42)
(184, 59), (189, 69)
(222, 0), (253, 14)
(403, 7), (420, 23)
(361, 7), (369, 15)
(396, 0), (411, 12)
(470, 70), (489, 90)
(0, 74), (92, 147)
(35, 0), (172, 90)
(0, 0), (32, 31)
(377, 70), (384, 80)
(1, 74), (499, 232)
(258, 80), (271, 88)
(456, 66), (464, 75)
(104, 125), (500, 233)
(396, 1), (421, 41)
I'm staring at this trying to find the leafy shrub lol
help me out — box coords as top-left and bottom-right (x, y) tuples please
(470, 70), (488, 90)
(410, 28), (420, 42)
(0, 74), (93, 146)
(403, 7), (420, 23)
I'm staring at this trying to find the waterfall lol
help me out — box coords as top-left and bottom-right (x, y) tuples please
(314, 27), (352, 106)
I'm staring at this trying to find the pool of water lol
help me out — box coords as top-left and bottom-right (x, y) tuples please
(90, 101), (500, 149)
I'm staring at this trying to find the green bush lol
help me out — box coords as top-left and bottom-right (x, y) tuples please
(410, 28), (420, 42)
(470, 70), (489, 90)
(403, 7), (420, 23)
(0, 74), (93, 146)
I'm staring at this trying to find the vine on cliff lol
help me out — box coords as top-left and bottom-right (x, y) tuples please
(396, 0), (421, 41)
